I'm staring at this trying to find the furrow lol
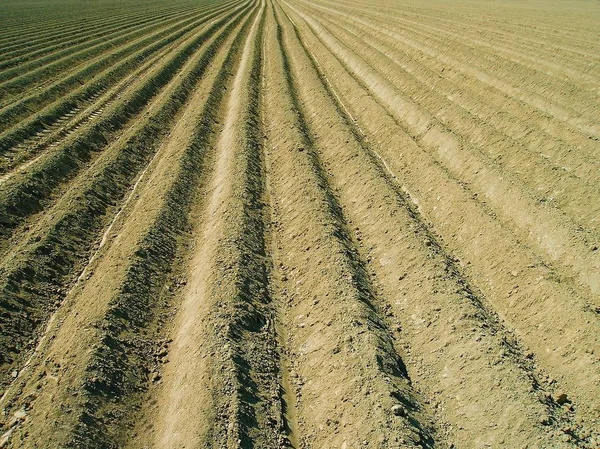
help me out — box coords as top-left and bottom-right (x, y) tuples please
(0, 1), (240, 174)
(307, 6), (600, 191)
(0, 12), (145, 56)
(259, 13), (302, 448)
(318, 0), (600, 46)
(0, 2), (193, 53)
(0, 13), (163, 67)
(263, 3), (441, 448)
(0, 12), (195, 104)
(300, 0), (600, 139)
(129, 5), (287, 448)
(273, 1), (587, 446)
(360, 2), (600, 66)
(413, 15), (600, 84)
(0, 7), (217, 127)
(281, 1), (600, 439)
(285, 0), (600, 298)
(0, 7), (198, 88)
(385, 13), (600, 110)
(0, 3), (249, 393)
(0, 5), (256, 448)
(313, 0), (600, 68)
(0, 45), (168, 177)
(0, 0), (597, 447)
(0, 5), (203, 73)
(309, 12), (600, 234)
(0, 2), (247, 252)
(318, 0), (600, 99)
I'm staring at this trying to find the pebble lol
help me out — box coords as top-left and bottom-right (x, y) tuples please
(554, 392), (569, 405)
(391, 404), (406, 417)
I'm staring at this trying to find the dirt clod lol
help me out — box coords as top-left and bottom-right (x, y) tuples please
(391, 405), (405, 417)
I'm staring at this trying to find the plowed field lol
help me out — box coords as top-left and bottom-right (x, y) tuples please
(0, 0), (599, 447)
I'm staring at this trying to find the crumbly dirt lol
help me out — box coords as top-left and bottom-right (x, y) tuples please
(0, 0), (598, 447)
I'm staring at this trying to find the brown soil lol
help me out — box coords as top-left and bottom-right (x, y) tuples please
(0, 0), (598, 447)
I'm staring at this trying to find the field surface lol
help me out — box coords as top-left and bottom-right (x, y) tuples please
(0, 0), (599, 447)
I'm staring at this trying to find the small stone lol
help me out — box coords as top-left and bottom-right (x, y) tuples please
(511, 270), (519, 277)
(539, 414), (550, 425)
(11, 370), (18, 378)
(566, 403), (574, 412)
(554, 392), (569, 405)
(391, 405), (405, 417)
